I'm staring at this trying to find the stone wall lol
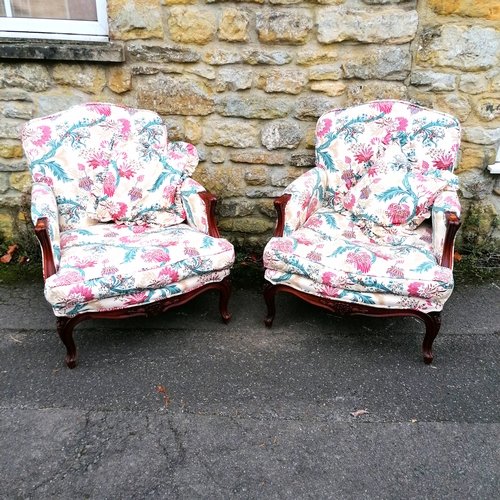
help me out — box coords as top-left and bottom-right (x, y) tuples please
(1, 0), (499, 250)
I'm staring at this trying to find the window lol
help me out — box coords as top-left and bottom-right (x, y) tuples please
(0, 0), (108, 41)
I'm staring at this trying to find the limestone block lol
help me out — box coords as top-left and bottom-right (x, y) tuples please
(271, 167), (303, 187)
(219, 217), (275, 234)
(256, 10), (313, 44)
(219, 199), (255, 218)
(168, 7), (217, 45)
(0, 121), (22, 140)
(0, 102), (32, 120)
(294, 96), (339, 120)
(418, 25), (500, 71)
(305, 129), (316, 149)
(107, 67), (132, 94)
(244, 167), (268, 186)
(216, 96), (289, 119)
(342, 45), (411, 80)
(318, 7), (418, 44)
(410, 71), (456, 91)
(0, 160), (27, 172)
(163, 0), (196, 3)
(9, 172), (31, 193)
(259, 199), (277, 218)
(437, 94), (471, 122)
(0, 143), (23, 159)
(426, 0), (500, 20)
(261, 121), (303, 150)
(0, 63), (50, 92)
(127, 43), (201, 63)
(459, 74), (489, 94)
(186, 66), (216, 80)
(0, 212), (13, 239)
(257, 69), (308, 94)
(137, 75), (215, 115)
(459, 170), (494, 200)
(0, 89), (32, 101)
(0, 173), (8, 193)
(475, 99), (500, 122)
(193, 164), (246, 197)
(309, 65), (343, 81)
(53, 64), (106, 94)
(211, 148), (226, 163)
(246, 187), (285, 198)
(243, 50), (293, 66)
(346, 81), (407, 105)
(37, 95), (83, 118)
(216, 68), (253, 92)
(205, 49), (244, 65)
(290, 152), (316, 167)
(108, 0), (164, 40)
(311, 81), (346, 97)
(204, 120), (259, 148)
(462, 126), (500, 145)
(230, 152), (286, 165)
(456, 148), (487, 174)
(296, 49), (339, 66)
(184, 117), (201, 144)
(219, 9), (249, 42)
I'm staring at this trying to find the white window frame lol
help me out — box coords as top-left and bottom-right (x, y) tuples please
(0, 0), (108, 42)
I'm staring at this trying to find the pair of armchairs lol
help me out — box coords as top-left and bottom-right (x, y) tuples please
(22, 100), (461, 368)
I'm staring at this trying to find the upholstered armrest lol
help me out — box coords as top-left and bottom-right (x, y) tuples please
(432, 190), (462, 268)
(274, 166), (327, 237)
(180, 178), (220, 238)
(31, 182), (60, 277)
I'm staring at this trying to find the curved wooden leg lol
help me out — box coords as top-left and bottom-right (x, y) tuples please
(264, 283), (277, 327)
(56, 316), (78, 369)
(421, 312), (442, 365)
(218, 276), (232, 324)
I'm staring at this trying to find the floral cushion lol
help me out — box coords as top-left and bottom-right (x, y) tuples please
(45, 223), (235, 317)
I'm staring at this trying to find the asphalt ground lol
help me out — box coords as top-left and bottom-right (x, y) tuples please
(0, 272), (499, 499)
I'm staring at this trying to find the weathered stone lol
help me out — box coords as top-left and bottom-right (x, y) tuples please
(305, 129), (316, 149)
(308, 65), (343, 81)
(219, 199), (255, 218)
(219, 9), (249, 42)
(296, 49), (339, 66)
(244, 167), (268, 185)
(0, 89), (32, 101)
(243, 50), (293, 66)
(0, 122), (23, 140)
(271, 167), (303, 187)
(162, 0), (196, 4)
(37, 95), (83, 118)
(410, 71), (456, 91)
(127, 43), (201, 63)
(184, 117), (201, 144)
(426, 0), (500, 20)
(261, 121), (303, 150)
(311, 81), (346, 97)
(259, 199), (277, 218)
(211, 148), (226, 163)
(456, 148), (487, 174)
(342, 45), (411, 80)
(0, 212), (13, 239)
(459, 74), (489, 94)
(108, 0), (164, 40)
(230, 152), (286, 165)
(216, 68), (253, 92)
(0, 173), (8, 193)
(0, 102), (32, 120)
(475, 99), (500, 122)
(0, 143), (23, 159)
(216, 96), (289, 119)
(204, 120), (259, 148)
(437, 94), (471, 122)
(462, 126), (500, 145)
(290, 152), (315, 167)
(204, 49), (244, 65)
(53, 64), (106, 94)
(186, 66), (216, 80)
(131, 65), (161, 76)
(9, 172), (31, 193)
(0, 63), (50, 92)
(137, 75), (215, 116)
(294, 96), (339, 121)
(168, 7), (217, 45)
(193, 165), (246, 197)
(257, 69), (308, 94)
(206, 0), (264, 3)
(459, 170), (494, 200)
(219, 217), (275, 233)
(270, 0), (302, 3)
(318, 7), (418, 44)
(163, 119), (183, 142)
(0, 160), (27, 172)
(256, 11), (313, 44)
(418, 25), (500, 71)
(108, 67), (132, 94)
(246, 187), (284, 198)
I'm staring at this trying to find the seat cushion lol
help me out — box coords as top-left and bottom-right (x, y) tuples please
(45, 223), (234, 316)
(263, 208), (454, 311)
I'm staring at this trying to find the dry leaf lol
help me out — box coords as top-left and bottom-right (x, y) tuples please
(157, 386), (166, 393)
(1, 244), (19, 264)
(454, 252), (462, 261)
(350, 409), (369, 418)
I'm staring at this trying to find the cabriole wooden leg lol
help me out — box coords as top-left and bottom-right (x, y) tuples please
(264, 283), (277, 327)
(421, 312), (442, 365)
(56, 317), (77, 369)
(218, 276), (232, 324)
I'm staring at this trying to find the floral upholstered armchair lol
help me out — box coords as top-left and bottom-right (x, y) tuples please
(263, 100), (461, 364)
(22, 102), (235, 368)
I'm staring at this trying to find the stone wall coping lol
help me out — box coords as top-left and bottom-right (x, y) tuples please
(0, 41), (125, 62)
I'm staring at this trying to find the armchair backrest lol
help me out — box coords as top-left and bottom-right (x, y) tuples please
(22, 103), (198, 230)
(314, 100), (461, 232)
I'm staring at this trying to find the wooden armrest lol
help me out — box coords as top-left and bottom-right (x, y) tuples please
(34, 217), (57, 280)
(198, 191), (221, 238)
(440, 211), (461, 269)
(273, 193), (292, 237)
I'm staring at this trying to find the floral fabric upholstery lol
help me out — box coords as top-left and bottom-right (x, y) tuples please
(264, 100), (461, 312)
(22, 103), (235, 317)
